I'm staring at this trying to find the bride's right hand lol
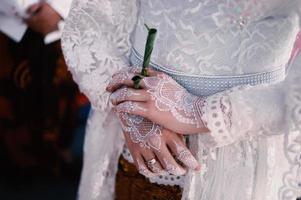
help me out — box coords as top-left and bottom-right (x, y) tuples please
(117, 112), (200, 177)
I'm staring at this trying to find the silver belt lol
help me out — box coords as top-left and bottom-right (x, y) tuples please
(130, 48), (286, 96)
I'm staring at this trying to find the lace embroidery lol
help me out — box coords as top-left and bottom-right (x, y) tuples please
(199, 94), (234, 146)
(133, 0), (299, 76)
(279, 66), (301, 199)
(212, 0), (267, 30)
(61, 0), (138, 111)
(122, 145), (186, 187)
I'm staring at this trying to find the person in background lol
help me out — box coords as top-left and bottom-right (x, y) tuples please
(0, 0), (71, 44)
(0, 0), (82, 180)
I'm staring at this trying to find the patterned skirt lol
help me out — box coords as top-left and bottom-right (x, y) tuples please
(115, 157), (182, 200)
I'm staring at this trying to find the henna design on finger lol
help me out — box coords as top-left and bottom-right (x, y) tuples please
(116, 102), (147, 113)
(163, 158), (176, 174)
(174, 141), (199, 170)
(110, 87), (140, 104)
(137, 159), (154, 177)
(146, 158), (162, 173)
(163, 158), (186, 175)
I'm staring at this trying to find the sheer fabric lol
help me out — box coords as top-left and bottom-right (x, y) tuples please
(61, 0), (301, 199)
(62, 1), (138, 199)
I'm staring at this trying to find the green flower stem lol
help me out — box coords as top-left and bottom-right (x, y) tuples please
(132, 24), (157, 89)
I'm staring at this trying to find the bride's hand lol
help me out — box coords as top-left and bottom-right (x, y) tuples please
(107, 68), (209, 134)
(117, 112), (200, 177)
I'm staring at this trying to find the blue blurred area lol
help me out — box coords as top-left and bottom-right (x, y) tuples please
(71, 103), (90, 159)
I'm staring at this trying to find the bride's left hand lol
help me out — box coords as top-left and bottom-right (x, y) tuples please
(106, 68), (209, 134)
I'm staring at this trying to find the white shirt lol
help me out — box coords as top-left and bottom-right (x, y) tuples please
(0, 0), (72, 43)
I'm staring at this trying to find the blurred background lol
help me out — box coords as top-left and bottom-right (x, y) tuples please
(0, 1), (89, 199)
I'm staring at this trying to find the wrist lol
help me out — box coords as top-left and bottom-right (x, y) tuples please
(191, 96), (209, 132)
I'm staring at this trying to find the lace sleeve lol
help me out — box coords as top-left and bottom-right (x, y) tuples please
(199, 33), (301, 148)
(61, 0), (138, 111)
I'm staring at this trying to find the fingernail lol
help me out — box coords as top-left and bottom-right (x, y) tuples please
(138, 166), (155, 178)
(176, 167), (187, 175)
(169, 166), (186, 176)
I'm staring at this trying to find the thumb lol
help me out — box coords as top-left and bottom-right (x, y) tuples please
(26, 3), (42, 16)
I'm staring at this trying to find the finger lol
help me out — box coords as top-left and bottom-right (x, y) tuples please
(106, 69), (164, 93)
(26, 3), (42, 15)
(154, 145), (187, 176)
(106, 72), (139, 92)
(135, 154), (156, 178)
(107, 69), (160, 92)
(123, 130), (156, 177)
(24, 15), (38, 25)
(168, 139), (201, 171)
(141, 150), (165, 174)
(114, 101), (148, 117)
(110, 87), (151, 106)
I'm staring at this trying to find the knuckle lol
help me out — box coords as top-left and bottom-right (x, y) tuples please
(144, 91), (151, 99)
(144, 103), (152, 113)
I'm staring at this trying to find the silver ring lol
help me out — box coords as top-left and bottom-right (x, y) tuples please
(146, 158), (157, 166)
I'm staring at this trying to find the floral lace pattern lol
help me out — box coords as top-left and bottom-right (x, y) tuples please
(212, 0), (267, 29)
(61, 0), (139, 199)
(61, 0), (138, 112)
(61, 0), (301, 199)
(133, 0), (299, 76)
(278, 55), (301, 199)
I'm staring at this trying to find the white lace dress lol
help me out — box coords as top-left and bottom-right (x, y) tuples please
(61, 0), (301, 199)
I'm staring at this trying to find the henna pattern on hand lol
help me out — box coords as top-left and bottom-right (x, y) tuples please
(119, 113), (162, 151)
(144, 73), (206, 128)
